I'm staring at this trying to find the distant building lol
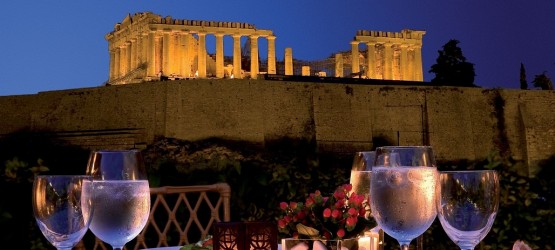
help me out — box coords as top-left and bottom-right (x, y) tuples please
(105, 12), (425, 84)
(105, 12), (275, 84)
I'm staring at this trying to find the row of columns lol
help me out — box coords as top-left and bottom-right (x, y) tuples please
(109, 30), (277, 83)
(350, 41), (423, 81)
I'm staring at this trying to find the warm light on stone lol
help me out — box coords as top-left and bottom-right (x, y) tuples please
(105, 12), (275, 84)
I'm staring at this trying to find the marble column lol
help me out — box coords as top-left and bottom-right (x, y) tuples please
(267, 35), (276, 74)
(215, 33), (224, 78)
(181, 33), (192, 77)
(366, 42), (376, 79)
(383, 42), (393, 80)
(197, 32), (207, 78)
(351, 41), (360, 75)
(129, 38), (136, 71)
(126, 41), (132, 76)
(147, 32), (157, 77)
(250, 35), (259, 79)
(155, 33), (163, 74)
(335, 53), (343, 77)
(413, 44), (423, 81)
(120, 43), (128, 77)
(400, 44), (409, 80)
(112, 48), (119, 80)
(285, 47), (293, 76)
(162, 32), (171, 75)
(232, 34), (242, 78)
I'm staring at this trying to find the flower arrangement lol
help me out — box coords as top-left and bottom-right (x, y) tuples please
(277, 183), (376, 240)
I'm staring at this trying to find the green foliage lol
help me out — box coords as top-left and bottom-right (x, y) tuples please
(429, 39), (477, 87)
(3, 157), (49, 183)
(142, 137), (351, 222)
(532, 71), (553, 90)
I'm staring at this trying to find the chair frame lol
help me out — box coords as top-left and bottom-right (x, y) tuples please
(79, 183), (231, 250)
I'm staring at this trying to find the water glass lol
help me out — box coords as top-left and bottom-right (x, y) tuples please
(370, 146), (438, 250)
(32, 175), (93, 250)
(85, 150), (150, 250)
(436, 170), (500, 250)
(350, 151), (384, 250)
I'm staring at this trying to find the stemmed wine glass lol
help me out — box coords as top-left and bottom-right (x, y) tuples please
(436, 170), (500, 250)
(86, 150), (150, 250)
(350, 151), (384, 250)
(32, 175), (94, 250)
(370, 146), (438, 250)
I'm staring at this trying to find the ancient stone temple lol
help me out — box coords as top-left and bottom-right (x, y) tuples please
(341, 29), (425, 81)
(105, 12), (276, 84)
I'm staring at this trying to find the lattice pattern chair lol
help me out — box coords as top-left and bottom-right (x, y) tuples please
(78, 182), (231, 250)
(213, 221), (278, 250)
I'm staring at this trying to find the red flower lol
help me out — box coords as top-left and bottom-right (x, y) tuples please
(331, 209), (341, 219)
(344, 183), (353, 192)
(346, 216), (358, 227)
(280, 202), (288, 210)
(276, 183), (376, 240)
(348, 207), (358, 217)
(305, 197), (315, 208)
(323, 208), (332, 218)
(333, 189), (346, 200)
(289, 201), (298, 210)
(278, 219), (287, 229)
(337, 228), (346, 238)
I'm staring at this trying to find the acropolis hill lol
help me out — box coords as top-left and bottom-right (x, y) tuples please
(0, 13), (554, 176)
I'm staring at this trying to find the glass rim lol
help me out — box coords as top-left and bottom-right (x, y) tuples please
(92, 149), (140, 153)
(35, 175), (92, 178)
(440, 170), (497, 173)
(376, 146), (433, 149)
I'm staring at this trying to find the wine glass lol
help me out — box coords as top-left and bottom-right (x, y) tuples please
(86, 150), (150, 250)
(32, 175), (93, 250)
(370, 146), (438, 250)
(436, 170), (500, 250)
(350, 151), (384, 250)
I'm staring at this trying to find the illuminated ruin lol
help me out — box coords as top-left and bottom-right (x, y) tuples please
(105, 12), (425, 84)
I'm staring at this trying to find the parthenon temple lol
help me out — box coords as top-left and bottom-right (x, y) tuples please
(105, 12), (276, 84)
(105, 12), (425, 84)
(346, 29), (426, 81)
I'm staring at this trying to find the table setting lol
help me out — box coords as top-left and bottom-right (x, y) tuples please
(31, 146), (530, 250)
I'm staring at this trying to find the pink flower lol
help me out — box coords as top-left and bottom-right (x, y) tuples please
(323, 208), (332, 218)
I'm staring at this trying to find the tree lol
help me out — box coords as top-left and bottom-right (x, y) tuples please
(429, 39), (476, 87)
(532, 71), (553, 90)
(520, 63), (528, 90)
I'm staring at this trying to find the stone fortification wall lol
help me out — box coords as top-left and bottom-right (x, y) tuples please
(1, 80), (553, 174)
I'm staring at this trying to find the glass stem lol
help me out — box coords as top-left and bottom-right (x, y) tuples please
(400, 244), (410, 250)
